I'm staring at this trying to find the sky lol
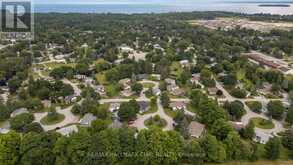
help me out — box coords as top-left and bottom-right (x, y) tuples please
(34, 0), (293, 5)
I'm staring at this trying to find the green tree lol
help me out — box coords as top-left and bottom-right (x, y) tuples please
(0, 131), (20, 165)
(265, 137), (281, 160)
(201, 134), (226, 163)
(0, 103), (11, 121)
(182, 140), (205, 165)
(10, 113), (34, 132)
(118, 100), (139, 121)
(267, 101), (285, 120)
(131, 83), (143, 94)
(160, 92), (170, 108)
(286, 108), (293, 125)
(135, 128), (182, 164)
(224, 101), (245, 120)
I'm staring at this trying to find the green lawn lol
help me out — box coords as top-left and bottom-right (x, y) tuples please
(95, 73), (107, 84)
(44, 62), (76, 69)
(187, 103), (199, 114)
(142, 82), (155, 89)
(144, 115), (167, 129)
(170, 62), (183, 77)
(40, 113), (65, 125)
(141, 103), (158, 115)
(164, 108), (178, 118)
(250, 117), (275, 129)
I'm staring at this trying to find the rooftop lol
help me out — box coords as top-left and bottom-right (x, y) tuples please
(188, 121), (205, 138)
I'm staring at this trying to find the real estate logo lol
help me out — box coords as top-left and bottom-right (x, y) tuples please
(0, 0), (34, 40)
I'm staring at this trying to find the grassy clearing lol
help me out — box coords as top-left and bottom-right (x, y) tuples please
(164, 108), (178, 118)
(250, 117), (275, 129)
(142, 82), (155, 89)
(170, 62), (183, 77)
(40, 113), (65, 125)
(144, 115), (167, 128)
(142, 103), (158, 115)
(44, 62), (76, 69)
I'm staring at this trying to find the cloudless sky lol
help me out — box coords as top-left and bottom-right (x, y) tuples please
(34, 0), (292, 5)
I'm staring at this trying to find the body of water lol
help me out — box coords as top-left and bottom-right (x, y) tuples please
(35, 3), (293, 15)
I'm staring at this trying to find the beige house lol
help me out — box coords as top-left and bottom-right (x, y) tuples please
(188, 121), (205, 138)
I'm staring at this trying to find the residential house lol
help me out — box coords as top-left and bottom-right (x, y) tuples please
(95, 85), (106, 95)
(165, 78), (176, 85)
(152, 87), (161, 96)
(180, 60), (189, 68)
(10, 108), (29, 118)
(253, 130), (273, 144)
(167, 84), (178, 92)
(170, 102), (186, 111)
(119, 44), (134, 54)
(190, 74), (202, 87)
(188, 121), (205, 138)
(56, 125), (78, 137)
(79, 113), (97, 127)
(109, 103), (120, 113)
(171, 88), (185, 96)
(41, 100), (52, 108)
(64, 94), (78, 104)
(153, 44), (164, 52)
(0, 128), (10, 134)
(138, 101), (149, 113)
(229, 121), (245, 132)
(207, 87), (218, 95)
(119, 78), (133, 97)
(259, 82), (272, 95)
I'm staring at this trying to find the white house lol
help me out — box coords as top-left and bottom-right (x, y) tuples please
(253, 130), (273, 144)
(56, 125), (78, 137)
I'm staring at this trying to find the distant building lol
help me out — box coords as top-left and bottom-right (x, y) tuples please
(119, 44), (134, 53)
(56, 125), (78, 137)
(79, 113), (97, 127)
(10, 108), (29, 118)
(170, 102), (186, 111)
(188, 121), (205, 138)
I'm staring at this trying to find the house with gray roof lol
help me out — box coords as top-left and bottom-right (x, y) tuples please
(79, 113), (97, 127)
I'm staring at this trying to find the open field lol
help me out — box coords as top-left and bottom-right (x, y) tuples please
(189, 17), (293, 32)
(250, 117), (275, 129)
